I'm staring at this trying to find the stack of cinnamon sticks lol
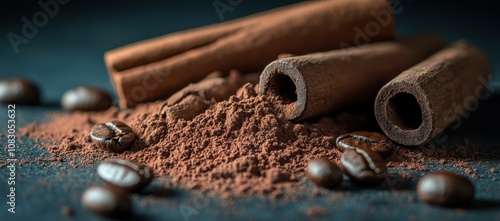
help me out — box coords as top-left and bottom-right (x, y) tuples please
(105, 0), (395, 108)
(104, 0), (491, 146)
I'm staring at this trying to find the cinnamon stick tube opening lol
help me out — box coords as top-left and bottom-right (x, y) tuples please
(387, 92), (423, 130)
(259, 61), (306, 120)
(375, 41), (491, 146)
(106, 0), (397, 108)
(261, 34), (446, 122)
(379, 82), (433, 144)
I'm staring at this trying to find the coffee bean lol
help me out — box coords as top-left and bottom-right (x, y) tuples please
(0, 78), (40, 105)
(97, 158), (154, 192)
(61, 86), (112, 111)
(81, 185), (132, 217)
(90, 121), (135, 152)
(341, 148), (387, 184)
(305, 157), (342, 189)
(417, 171), (475, 207)
(336, 131), (393, 158)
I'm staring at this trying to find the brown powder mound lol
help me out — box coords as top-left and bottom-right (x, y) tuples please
(20, 84), (370, 199)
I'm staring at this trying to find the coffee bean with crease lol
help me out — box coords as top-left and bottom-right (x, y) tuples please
(97, 158), (154, 192)
(341, 148), (387, 184)
(305, 157), (343, 189)
(417, 171), (475, 207)
(336, 131), (393, 159)
(90, 121), (135, 152)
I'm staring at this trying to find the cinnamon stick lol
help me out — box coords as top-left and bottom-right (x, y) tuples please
(259, 34), (445, 121)
(105, 0), (396, 108)
(374, 41), (491, 146)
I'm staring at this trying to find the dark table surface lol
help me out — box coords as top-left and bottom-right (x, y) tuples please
(1, 1), (500, 220)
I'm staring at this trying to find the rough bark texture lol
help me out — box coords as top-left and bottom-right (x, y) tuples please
(259, 34), (445, 121)
(105, 0), (396, 108)
(375, 41), (491, 146)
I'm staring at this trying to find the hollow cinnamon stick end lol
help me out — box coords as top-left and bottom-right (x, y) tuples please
(260, 60), (307, 121)
(375, 42), (492, 146)
(375, 81), (433, 146)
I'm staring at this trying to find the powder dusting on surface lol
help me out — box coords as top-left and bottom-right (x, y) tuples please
(20, 84), (370, 198)
(19, 83), (496, 199)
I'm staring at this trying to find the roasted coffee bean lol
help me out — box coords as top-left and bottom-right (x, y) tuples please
(0, 78), (40, 105)
(61, 86), (112, 111)
(81, 185), (132, 217)
(90, 121), (135, 152)
(417, 171), (475, 207)
(341, 148), (387, 184)
(305, 157), (342, 189)
(336, 131), (393, 158)
(97, 158), (154, 192)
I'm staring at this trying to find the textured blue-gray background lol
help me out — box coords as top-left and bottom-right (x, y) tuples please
(1, 1), (500, 220)
(1, 0), (499, 102)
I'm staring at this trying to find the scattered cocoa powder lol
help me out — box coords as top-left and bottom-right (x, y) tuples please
(19, 82), (500, 199)
(20, 84), (370, 199)
(399, 172), (413, 180)
(303, 206), (329, 217)
(385, 141), (499, 175)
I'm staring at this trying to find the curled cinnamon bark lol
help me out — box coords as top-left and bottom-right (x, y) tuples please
(260, 34), (445, 121)
(105, 0), (396, 108)
(375, 41), (491, 146)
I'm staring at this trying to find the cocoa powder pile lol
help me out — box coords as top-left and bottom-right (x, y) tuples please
(20, 83), (495, 199)
(21, 84), (371, 198)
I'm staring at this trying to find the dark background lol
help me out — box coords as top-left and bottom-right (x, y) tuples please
(1, 0), (500, 102)
(1, 1), (500, 220)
